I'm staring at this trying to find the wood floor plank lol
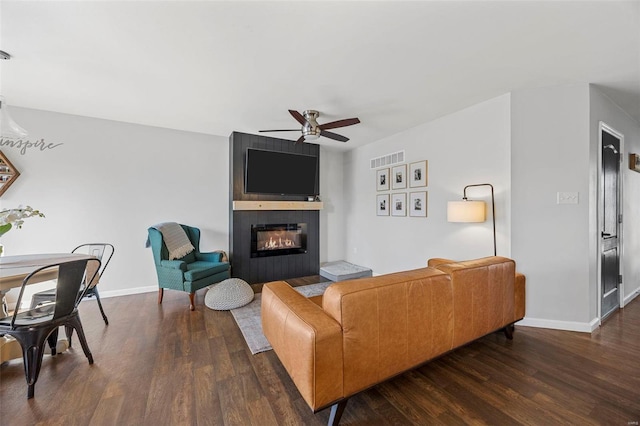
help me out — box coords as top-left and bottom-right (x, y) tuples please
(194, 364), (224, 426)
(217, 374), (254, 425)
(245, 348), (317, 425)
(209, 335), (236, 383)
(375, 377), (442, 424)
(1, 287), (639, 425)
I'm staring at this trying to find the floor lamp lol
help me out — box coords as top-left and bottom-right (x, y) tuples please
(447, 183), (496, 256)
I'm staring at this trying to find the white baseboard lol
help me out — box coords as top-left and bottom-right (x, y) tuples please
(622, 287), (640, 307)
(519, 291), (640, 332)
(517, 316), (600, 333)
(97, 285), (157, 299)
(15, 286), (157, 309)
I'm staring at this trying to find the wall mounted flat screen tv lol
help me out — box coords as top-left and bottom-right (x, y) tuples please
(245, 148), (318, 196)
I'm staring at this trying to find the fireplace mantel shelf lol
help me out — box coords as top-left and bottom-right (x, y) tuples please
(233, 200), (324, 211)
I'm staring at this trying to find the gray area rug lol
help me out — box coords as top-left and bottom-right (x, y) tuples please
(230, 281), (332, 354)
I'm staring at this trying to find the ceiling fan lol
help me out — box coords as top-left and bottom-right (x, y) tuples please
(260, 110), (360, 144)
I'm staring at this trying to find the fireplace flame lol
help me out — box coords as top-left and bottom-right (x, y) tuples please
(263, 236), (296, 250)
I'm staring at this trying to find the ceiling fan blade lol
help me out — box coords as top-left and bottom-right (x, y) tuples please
(318, 117), (360, 130)
(295, 135), (306, 144)
(259, 129), (300, 132)
(289, 110), (307, 125)
(320, 130), (349, 142)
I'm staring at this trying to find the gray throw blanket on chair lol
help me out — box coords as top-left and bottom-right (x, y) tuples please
(147, 222), (195, 260)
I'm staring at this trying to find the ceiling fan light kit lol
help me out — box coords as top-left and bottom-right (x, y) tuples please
(0, 52), (29, 140)
(260, 109), (360, 144)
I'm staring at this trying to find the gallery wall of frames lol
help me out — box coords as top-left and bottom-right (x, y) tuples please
(376, 160), (427, 218)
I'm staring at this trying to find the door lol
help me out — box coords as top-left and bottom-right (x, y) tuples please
(600, 124), (622, 320)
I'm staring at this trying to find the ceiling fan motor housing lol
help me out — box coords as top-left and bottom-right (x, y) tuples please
(302, 110), (321, 139)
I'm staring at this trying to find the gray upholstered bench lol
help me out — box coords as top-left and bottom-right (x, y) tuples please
(319, 261), (372, 282)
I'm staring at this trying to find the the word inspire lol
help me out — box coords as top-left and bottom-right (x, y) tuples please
(0, 138), (63, 155)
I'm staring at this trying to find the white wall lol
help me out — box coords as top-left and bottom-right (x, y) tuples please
(589, 86), (640, 309)
(510, 84), (640, 332)
(341, 94), (511, 275)
(2, 107), (229, 306)
(511, 84), (593, 330)
(1, 108), (349, 308)
(319, 147), (346, 263)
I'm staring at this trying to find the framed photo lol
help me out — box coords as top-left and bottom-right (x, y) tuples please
(391, 193), (406, 216)
(376, 194), (390, 216)
(376, 168), (390, 191)
(409, 160), (427, 188)
(392, 164), (407, 190)
(409, 191), (427, 217)
(630, 154), (640, 173)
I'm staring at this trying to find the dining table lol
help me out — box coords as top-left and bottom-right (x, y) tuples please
(0, 253), (95, 364)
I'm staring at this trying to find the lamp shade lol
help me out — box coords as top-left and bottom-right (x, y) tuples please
(0, 96), (28, 140)
(447, 200), (486, 223)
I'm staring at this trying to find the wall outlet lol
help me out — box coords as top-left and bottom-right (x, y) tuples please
(557, 192), (579, 204)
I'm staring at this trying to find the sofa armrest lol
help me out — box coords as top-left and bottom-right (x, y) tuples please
(261, 281), (344, 411)
(160, 259), (187, 271)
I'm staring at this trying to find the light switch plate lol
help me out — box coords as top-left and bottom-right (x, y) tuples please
(557, 191), (579, 204)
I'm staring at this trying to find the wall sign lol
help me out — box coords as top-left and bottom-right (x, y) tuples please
(0, 138), (63, 155)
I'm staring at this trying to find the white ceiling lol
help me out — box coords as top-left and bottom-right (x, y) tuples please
(1, 1), (639, 151)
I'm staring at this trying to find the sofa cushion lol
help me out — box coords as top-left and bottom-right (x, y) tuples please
(308, 295), (323, 307)
(184, 261), (228, 281)
(430, 256), (516, 348)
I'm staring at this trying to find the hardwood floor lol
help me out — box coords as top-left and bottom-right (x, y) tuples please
(2, 284), (639, 425)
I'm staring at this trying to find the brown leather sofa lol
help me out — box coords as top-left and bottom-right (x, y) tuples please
(261, 256), (526, 425)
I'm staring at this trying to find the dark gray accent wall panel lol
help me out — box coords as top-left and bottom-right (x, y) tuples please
(229, 131), (320, 202)
(231, 210), (320, 283)
(229, 132), (321, 284)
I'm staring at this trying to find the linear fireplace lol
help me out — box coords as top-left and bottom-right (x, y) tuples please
(251, 223), (307, 258)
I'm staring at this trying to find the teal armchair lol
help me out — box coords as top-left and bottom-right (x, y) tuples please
(147, 224), (230, 310)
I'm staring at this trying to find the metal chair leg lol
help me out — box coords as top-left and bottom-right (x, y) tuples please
(92, 287), (109, 325)
(67, 315), (93, 364)
(12, 328), (50, 399)
(46, 328), (59, 355)
(65, 325), (74, 348)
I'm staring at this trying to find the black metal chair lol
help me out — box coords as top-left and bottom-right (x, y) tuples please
(0, 258), (99, 398)
(31, 243), (114, 325)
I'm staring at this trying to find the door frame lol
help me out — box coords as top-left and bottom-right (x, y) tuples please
(597, 121), (624, 321)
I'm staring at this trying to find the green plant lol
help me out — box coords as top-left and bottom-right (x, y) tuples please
(0, 206), (45, 237)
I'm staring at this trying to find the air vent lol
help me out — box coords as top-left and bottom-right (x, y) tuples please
(370, 150), (405, 169)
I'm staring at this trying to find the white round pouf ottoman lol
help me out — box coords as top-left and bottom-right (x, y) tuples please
(205, 278), (254, 310)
